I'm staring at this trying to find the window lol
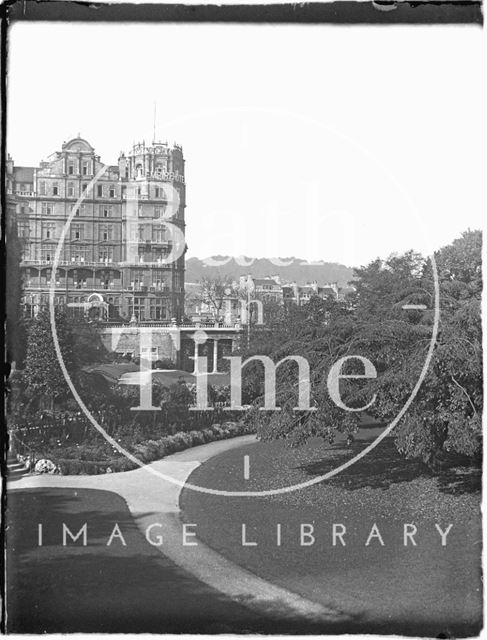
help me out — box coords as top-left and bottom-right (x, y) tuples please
(97, 184), (103, 198)
(99, 205), (112, 218)
(53, 183), (59, 196)
(152, 225), (164, 243)
(67, 182), (74, 197)
(41, 246), (55, 262)
(100, 224), (113, 241)
(41, 202), (53, 215)
(71, 247), (90, 263)
(82, 162), (89, 176)
(72, 223), (83, 241)
(109, 186), (115, 198)
(42, 222), (56, 240)
(82, 183), (88, 193)
(154, 206), (163, 218)
(18, 222), (30, 238)
(39, 181), (46, 196)
(68, 162), (74, 175)
(99, 247), (113, 263)
(155, 187), (160, 198)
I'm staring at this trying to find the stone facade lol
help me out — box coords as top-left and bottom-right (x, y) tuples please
(6, 136), (186, 322)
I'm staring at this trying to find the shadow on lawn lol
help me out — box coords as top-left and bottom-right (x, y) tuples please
(296, 438), (481, 496)
(6, 488), (351, 635)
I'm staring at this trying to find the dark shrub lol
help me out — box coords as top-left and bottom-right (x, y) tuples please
(188, 430), (205, 446)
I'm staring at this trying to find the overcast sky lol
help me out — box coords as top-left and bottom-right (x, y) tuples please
(8, 22), (485, 267)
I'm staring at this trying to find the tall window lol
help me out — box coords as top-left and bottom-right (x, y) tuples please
(72, 223), (83, 240)
(99, 247), (113, 263)
(109, 185), (115, 198)
(154, 187), (161, 198)
(100, 224), (113, 241)
(42, 222), (56, 240)
(41, 202), (53, 215)
(97, 184), (103, 198)
(82, 162), (89, 176)
(152, 225), (164, 243)
(68, 162), (74, 175)
(18, 222), (30, 238)
(99, 205), (112, 218)
(52, 182), (59, 196)
(41, 245), (55, 262)
(67, 182), (74, 197)
(39, 181), (46, 196)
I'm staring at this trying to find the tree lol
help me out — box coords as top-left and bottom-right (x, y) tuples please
(23, 309), (75, 410)
(71, 317), (111, 367)
(251, 231), (482, 467)
(394, 230), (482, 462)
(188, 276), (234, 319)
(5, 200), (27, 368)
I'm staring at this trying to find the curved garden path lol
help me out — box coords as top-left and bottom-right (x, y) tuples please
(8, 435), (350, 627)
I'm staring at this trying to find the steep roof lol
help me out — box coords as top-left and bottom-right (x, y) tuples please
(253, 278), (280, 287)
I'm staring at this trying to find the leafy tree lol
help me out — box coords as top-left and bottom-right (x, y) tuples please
(251, 231), (482, 468)
(71, 317), (111, 367)
(394, 230), (482, 462)
(5, 202), (27, 368)
(23, 309), (75, 410)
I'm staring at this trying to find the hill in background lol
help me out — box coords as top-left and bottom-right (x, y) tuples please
(185, 256), (355, 287)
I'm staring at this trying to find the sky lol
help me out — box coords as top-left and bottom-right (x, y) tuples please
(7, 22), (486, 267)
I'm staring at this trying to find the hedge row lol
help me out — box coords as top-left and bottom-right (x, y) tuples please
(54, 421), (255, 475)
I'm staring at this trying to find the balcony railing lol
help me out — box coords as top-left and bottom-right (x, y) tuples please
(21, 258), (175, 268)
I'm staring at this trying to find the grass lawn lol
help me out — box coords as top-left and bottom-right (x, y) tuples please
(181, 428), (482, 637)
(7, 487), (335, 634)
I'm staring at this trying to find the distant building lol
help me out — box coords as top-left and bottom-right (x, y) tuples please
(239, 274), (340, 308)
(282, 281), (340, 306)
(6, 136), (186, 322)
(239, 274), (283, 304)
(185, 282), (241, 325)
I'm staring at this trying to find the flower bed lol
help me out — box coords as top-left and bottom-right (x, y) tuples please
(53, 421), (256, 475)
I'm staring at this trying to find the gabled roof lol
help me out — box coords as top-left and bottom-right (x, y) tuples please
(253, 278), (280, 287)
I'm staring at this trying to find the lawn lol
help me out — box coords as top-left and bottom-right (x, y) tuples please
(181, 428), (482, 637)
(7, 487), (334, 634)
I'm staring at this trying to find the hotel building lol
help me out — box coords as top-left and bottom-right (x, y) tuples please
(6, 136), (186, 322)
